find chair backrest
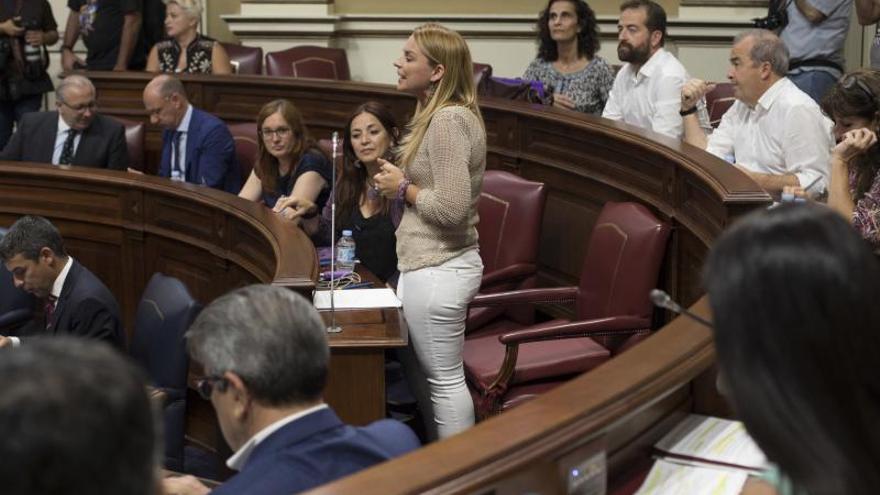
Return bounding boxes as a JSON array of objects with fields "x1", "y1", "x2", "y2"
[
  {"x1": 130, "y1": 273, "x2": 200, "y2": 390},
  {"x1": 317, "y1": 137, "x2": 345, "y2": 176},
  {"x1": 577, "y1": 202, "x2": 670, "y2": 321},
  {"x1": 473, "y1": 62, "x2": 493, "y2": 87},
  {"x1": 228, "y1": 121, "x2": 259, "y2": 186},
  {"x1": 706, "y1": 82, "x2": 736, "y2": 128},
  {"x1": 221, "y1": 42, "x2": 263, "y2": 75},
  {"x1": 477, "y1": 170, "x2": 547, "y2": 277},
  {"x1": 265, "y1": 45, "x2": 351, "y2": 80},
  {"x1": 109, "y1": 116, "x2": 145, "y2": 171}
]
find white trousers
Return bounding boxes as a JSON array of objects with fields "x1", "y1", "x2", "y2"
[{"x1": 397, "y1": 249, "x2": 483, "y2": 439}]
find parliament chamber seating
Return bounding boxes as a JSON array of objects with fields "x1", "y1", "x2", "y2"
[
  {"x1": 472, "y1": 62, "x2": 493, "y2": 87},
  {"x1": 228, "y1": 121, "x2": 259, "y2": 185},
  {"x1": 463, "y1": 202, "x2": 671, "y2": 418},
  {"x1": 265, "y1": 46, "x2": 351, "y2": 80},
  {"x1": 221, "y1": 42, "x2": 263, "y2": 75},
  {"x1": 129, "y1": 272, "x2": 201, "y2": 472},
  {"x1": 109, "y1": 115, "x2": 145, "y2": 171},
  {"x1": 467, "y1": 170, "x2": 546, "y2": 333},
  {"x1": 13, "y1": 72, "x2": 775, "y2": 493},
  {"x1": 706, "y1": 82, "x2": 736, "y2": 128}
]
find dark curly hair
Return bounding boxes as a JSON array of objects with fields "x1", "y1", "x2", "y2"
[{"x1": 536, "y1": 0, "x2": 600, "y2": 62}]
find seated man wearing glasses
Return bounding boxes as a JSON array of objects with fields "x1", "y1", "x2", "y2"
[
  {"x1": 163, "y1": 285, "x2": 420, "y2": 495},
  {"x1": 680, "y1": 29, "x2": 833, "y2": 200},
  {"x1": 143, "y1": 74, "x2": 240, "y2": 193},
  {"x1": 0, "y1": 74, "x2": 128, "y2": 170}
]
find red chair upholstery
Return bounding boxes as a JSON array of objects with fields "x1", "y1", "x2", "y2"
[
  {"x1": 706, "y1": 82, "x2": 736, "y2": 128},
  {"x1": 109, "y1": 116, "x2": 144, "y2": 171},
  {"x1": 467, "y1": 170, "x2": 546, "y2": 332},
  {"x1": 228, "y1": 122, "x2": 258, "y2": 187},
  {"x1": 473, "y1": 62, "x2": 493, "y2": 87},
  {"x1": 265, "y1": 46, "x2": 351, "y2": 80},
  {"x1": 463, "y1": 202, "x2": 671, "y2": 418},
  {"x1": 318, "y1": 138, "x2": 344, "y2": 175},
  {"x1": 221, "y1": 42, "x2": 263, "y2": 75}
]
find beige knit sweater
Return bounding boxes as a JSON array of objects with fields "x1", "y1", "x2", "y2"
[{"x1": 396, "y1": 105, "x2": 486, "y2": 272}]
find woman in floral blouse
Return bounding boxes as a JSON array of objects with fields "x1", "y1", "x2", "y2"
[
  {"x1": 146, "y1": 0, "x2": 232, "y2": 75},
  {"x1": 522, "y1": 0, "x2": 613, "y2": 115},
  {"x1": 820, "y1": 69, "x2": 880, "y2": 250}
]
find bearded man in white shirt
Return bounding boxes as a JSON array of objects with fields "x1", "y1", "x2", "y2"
[
  {"x1": 602, "y1": 0, "x2": 708, "y2": 139},
  {"x1": 681, "y1": 29, "x2": 833, "y2": 199}
]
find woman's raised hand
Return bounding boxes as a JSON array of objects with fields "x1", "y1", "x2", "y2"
[{"x1": 833, "y1": 128, "x2": 878, "y2": 163}]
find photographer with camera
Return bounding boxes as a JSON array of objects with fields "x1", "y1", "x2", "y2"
[
  {"x1": 769, "y1": 0, "x2": 852, "y2": 103},
  {"x1": 0, "y1": 1, "x2": 57, "y2": 150}
]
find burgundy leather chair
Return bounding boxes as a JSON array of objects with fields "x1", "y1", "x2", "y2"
[
  {"x1": 467, "y1": 170, "x2": 546, "y2": 333},
  {"x1": 228, "y1": 121, "x2": 259, "y2": 187},
  {"x1": 265, "y1": 46, "x2": 351, "y2": 80},
  {"x1": 109, "y1": 116, "x2": 145, "y2": 171},
  {"x1": 221, "y1": 42, "x2": 263, "y2": 75},
  {"x1": 473, "y1": 62, "x2": 493, "y2": 87},
  {"x1": 463, "y1": 202, "x2": 671, "y2": 419},
  {"x1": 318, "y1": 138, "x2": 345, "y2": 175},
  {"x1": 706, "y1": 82, "x2": 736, "y2": 128}
]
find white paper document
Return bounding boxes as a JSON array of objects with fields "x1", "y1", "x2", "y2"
[
  {"x1": 313, "y1": 288, "x2": 402, "y2": 310},
  {"x1": 655, "y1": 414, "x2": 767, "y2": 471},
  {"x1": 635, "y1": 459, "x2": 748, "y2": 495}
]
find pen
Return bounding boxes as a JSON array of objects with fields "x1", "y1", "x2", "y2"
[{"x1": 803, "y1": 175, "x2": 822, "y2": 193}]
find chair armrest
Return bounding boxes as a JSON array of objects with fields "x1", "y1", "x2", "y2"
[
  {"x1": 480, "y1": 263, "x2": 536, "y2": 288},
  {"x1": 499, "y1": 316, "x2": 651, "y2": 345},
  {"x1": 470, "y1": 286, "x2": 578, "y2": 308}
]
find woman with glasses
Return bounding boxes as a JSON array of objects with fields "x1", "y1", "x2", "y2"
[
  {"x1": 145, "y1": 0, "x2": 232, "y2": 75},
  {"x1": 818, "y1": 70, "x2": 880, "y2": 250},
  {"x1": 704, "y1": 204, "x2": 880, "y2": 495},
  {"x1": 522, "y1": 0, "x2": 613, "y2": 115},
  {"x1": 238, "y1": 99, "x2": 331, "y2": 230},
  {"x1": 275, "y1": 101, "x2": 403, "y2": 283}
]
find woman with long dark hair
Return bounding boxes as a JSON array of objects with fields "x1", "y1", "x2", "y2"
[
  {"x1": 523, "y1": 0, "x2": 613, "y2": 114},
  {"x1": 819, "y1": 69, "x2": 880, "y2": 250},
  {"x1": 704, "y1": 204, "x2": 880, "y2": 495},
  {"x1": 238, "y1": 99, "x2": 331, "y2": 231}
]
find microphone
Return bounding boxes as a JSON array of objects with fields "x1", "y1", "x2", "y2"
[
  {"x1": 650, "y1": 289, "x2": 713, "y2": 329},
  {"x1": 327, "y1": 131, "x2": 342, "y2": 334}
]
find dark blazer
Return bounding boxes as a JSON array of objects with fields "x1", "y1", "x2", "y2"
[
  {"x1": 0, "y1": 111, "x2": 128, "y2": 170},
  {"x1": 212, "y1": 407, "x2": 420, "y2": 495},
  {"x1": 14, "y1": 259, "x2": 124, "y2": 348},
  {"x1": 158, "y1": 107, "x2": 240, "y2": 194}
]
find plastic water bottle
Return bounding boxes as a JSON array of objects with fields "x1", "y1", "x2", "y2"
[{"x1": 336, "y1": 230, "x2": 356, "y2": 272}]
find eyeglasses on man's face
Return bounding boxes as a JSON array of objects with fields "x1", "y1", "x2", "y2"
[
  {"x1": 260, "y1": 126, "x2": 292, "y2": 139},
  {"x1": 196, "y1": 375, "x2": 229, "y2": 400},
  {"x1": 61, "y1": 100, "x2": 97, "y2": 113}
]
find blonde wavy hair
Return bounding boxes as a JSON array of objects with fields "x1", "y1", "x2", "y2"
[{"x1": 397, "y1": 23, "x2": 483, "y2": 168}]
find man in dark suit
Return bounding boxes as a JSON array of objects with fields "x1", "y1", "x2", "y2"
[
  {"x1": 143, "y1": 74, "x2": 240, "y2": 193},
  {"x1": 0, "y1": 75, "x2": 128, "y2": 170},
  {"x1": 0, "y1": 215, "x2": 124, "y2": 349},
  {"x1": 163, "y1": 285, "x2": 420, "y2": 495}
]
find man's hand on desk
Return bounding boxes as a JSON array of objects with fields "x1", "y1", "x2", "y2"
[
  {"x1": 163, "y1": 475, "x2": 211, "y2": 495},
  {"x1": 0, "y1": 336, "x2": 11, "y2": 349}
]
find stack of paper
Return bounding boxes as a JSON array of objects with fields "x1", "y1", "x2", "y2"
[
  {"x1": 313, "y1": 288, "x2": 402, "y2": 310},
  {"x1": 635, "y1": 459, "x2": 748, "y2": 495}
]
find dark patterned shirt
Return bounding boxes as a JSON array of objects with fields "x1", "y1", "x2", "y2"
[
  {"x1": 850, "y1": 166, "x2": 880, "y2": 250},
  {"x1": 523, "y1": 56, "x2": 614, "y2": 115},
  {"x1": 155, "y1": 34, "x2": 214, "y2": 74}
]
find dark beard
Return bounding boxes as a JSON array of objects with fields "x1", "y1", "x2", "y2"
[{"x1": 617, "y1": 41, "x2": 651, "y2": 66}]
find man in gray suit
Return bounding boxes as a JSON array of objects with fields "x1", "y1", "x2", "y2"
[{"x1": 0, "y1": 75, "x2": 127, "y2": 170}]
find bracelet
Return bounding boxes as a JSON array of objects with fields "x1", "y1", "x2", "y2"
[
  {"x1": 396, "y1": 177, "x2": 412, "y2": 202},
  {"x1": 679, "y1": 106, "x2": 698, "y2": 117}
]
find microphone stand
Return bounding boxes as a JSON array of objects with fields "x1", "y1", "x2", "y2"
[
  {"x1": 327, "y1": 131, "x2": 342, "y2": 333},
  {"x1": 649, "y1": 289, "x2": 714, "y2": 329}
]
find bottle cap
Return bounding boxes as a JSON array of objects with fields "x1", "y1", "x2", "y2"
[{"x1": 342, "y1": 229, "x2": 353, "y2": 236}]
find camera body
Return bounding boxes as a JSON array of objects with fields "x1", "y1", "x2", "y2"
[
  {"x1": 752, "y1": 10, "x2": 789, "y2": 31},
  {"x1": 10, "y1": 17, "x2": 46, "y2": 81}
]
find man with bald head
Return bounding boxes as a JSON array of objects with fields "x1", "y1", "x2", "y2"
[
  {"x1": 681, "y1": 29, "x2": 833, "y2": 200},
  {"x1": 143, "y1": 74, "x2": 239, "y2": 193},
  {"x1": 0, "y1": 74, "x2": 127, "y2": 169}
]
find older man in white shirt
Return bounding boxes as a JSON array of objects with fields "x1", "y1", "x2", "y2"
[
  {"x1": 681, "y1": 29, "x2": 833, "y2": 199},
  {"x1": 602, "y1": 0, "x2": 708, "y2": 139}
]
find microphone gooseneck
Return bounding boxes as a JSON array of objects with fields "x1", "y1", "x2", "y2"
[
  {"x1": 327, "y1": 131, "x2": 342, "y2": 333},
  {"x1": 650, "y1": 289, "x2": 713, "y2": 329}
]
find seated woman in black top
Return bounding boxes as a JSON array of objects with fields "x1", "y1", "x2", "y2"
[
  {"x1": 276, "y1": 101, "x2": 402, "y2": 283},
  {"x1": 145, "y1": 0, "x2": 232, "y2": 74},
  {"x1": 239, "y1": 99, "x2": 332, "y2": 233}
]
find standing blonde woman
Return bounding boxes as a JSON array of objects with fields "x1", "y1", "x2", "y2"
[
  {"x1": 145, "y1": 0, "x2": 232, "y2": 74},
  {"x1": 374, "y1": 23, "x2": 486, "y2": 439}
]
